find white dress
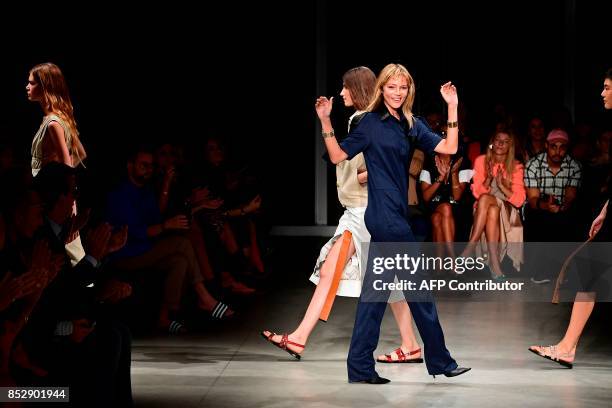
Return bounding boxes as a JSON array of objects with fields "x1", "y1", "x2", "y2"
[
  {"x1": 309, "y1": 111, "x2": 370, "y2": 297},
  {"x1": 309, "y1": 206, "x2": 369, "y2": 297},
  {"x1": 309, "y1": 111, "x2": 406, "y2": 302}
]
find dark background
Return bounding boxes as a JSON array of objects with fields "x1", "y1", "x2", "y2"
[{"x1": 0, "y1": 1, "x2": 609, "y2": 226}]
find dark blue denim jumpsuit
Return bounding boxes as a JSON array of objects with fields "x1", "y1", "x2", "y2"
[{"x1": 340, "y1": 109, "x2": 458, "y2": 381}]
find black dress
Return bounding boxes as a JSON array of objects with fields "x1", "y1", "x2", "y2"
[
  {"x1": 421, "y1": 151, "x2": 471, "y2": 213},
  {"x1": 562, "y1": 175, "x2": 612, "y2": 299}
]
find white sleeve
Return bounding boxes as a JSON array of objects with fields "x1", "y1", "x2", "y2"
[
  {"x1": 419, "y1": 170, "x2": 431, "y2": 184},
  {"x1": 459, "y1": 169, "x2": 473, "y2": 183}
]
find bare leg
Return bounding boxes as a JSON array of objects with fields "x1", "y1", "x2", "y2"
[
  {"x1": 376, "y1": 301, "x2": 422, "y2": 361},
  {"x1": 530, "y1": 293, "x2": 595, "y2": 362},
  {"x1": 462, "y1": 194, "x2": 496, "y2": 256},
  {"x1": 219, "y1": 223, "x2": 241, "y2": 254},
  {"x1": 189, "y1": 222, "x2": 255, "y2": 294},
  {"x1": 431, "y1": 211, "x2": 444, "y2": 260},
  {"x1": 262, "y1": 233, "x2": 354, "y2": 354},
  {"x1": 438, "y1": 203, "x2": 456, "y2": 258},
  {"x1": 470, "y1": 195, "x2": 496, "y2": 242},
  {"x1": 484, "y1": 204, "x2": 503, "y2": 277},
  {"x1": 558, "y1": 294, "x2": 595, "y2": 355}
]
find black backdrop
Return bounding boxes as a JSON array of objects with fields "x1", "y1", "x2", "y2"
[{"x1": 0, "y1": 1, "x2": 609, "y2": 226}]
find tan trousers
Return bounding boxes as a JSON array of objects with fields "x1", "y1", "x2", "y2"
[{"x1": 113, "y1": 235, "x2": 203, "y2": 310}]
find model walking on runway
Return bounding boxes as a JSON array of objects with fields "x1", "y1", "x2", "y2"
[
  {"x1": 318, "y1": 63, "x2": 470, "y2": 384},
  {"x1": 529, "y1": 68, "x2": 612, "y2": 368},
  {"x1": 261, "y1": 67, "x2": 424, "y2": 364},
  {"x1": 27, "y1": 62, "x2": 88, "y2": 265}
]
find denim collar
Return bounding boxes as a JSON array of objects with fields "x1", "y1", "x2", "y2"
[{"x1": 375, "y1": 104, "x2": 406, "y2": 123}]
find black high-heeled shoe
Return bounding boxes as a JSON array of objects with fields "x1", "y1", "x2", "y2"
[{"x1": 432, "y1": 366, "x2": 471, "y2": 379}]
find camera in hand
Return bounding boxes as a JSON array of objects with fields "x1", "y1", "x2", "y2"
[{"x1": 541, "y1": 193, "x2": 561, "y2": 206}]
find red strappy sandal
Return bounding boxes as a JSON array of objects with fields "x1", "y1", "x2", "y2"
[
  {"x1": 260, "y1": 331, "x2": 305, "y2": 360},
  {"x1": 377, "y1": 347, "x2": 423, "y2": 363}
]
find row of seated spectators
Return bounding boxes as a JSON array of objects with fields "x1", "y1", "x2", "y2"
[
  {"x1": 0, "y1": 137, "x2": 267, "y2": 406},
  {"x1": 406, "y1": 112, "x2": 610, "y2": 281}
]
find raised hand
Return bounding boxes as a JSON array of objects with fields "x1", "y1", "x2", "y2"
[
  {"x1": 163, "y1": 215, "x2": 190, "y2": 230},
  {"x1": 85, "y1": 223, "x2": 113, "y2": 260},
  {"x1": 495, "y1": 171, "x2": 511, "y2": 190},
  {"x1": 195, "y1": 198, "x2": 224, "y2": 211},
  {"x1": 315, "y1": 96, "x2": 334, "y2": 121},
  {"x1": 106, "y1": 226, "x2": 129, "y2": 254},
  {"x1": 64, "y1": 209, "x2": 91, "y2": 245},
  {"x1": 357, "y1": 167, "x2": 368, "y2": 185},
  {"x1": 484, "y1": 159, "x2": 495, "y2": 185},
  {"x1": 0, "y1": 270, "x2": 43, "y2": 311},
  {"x1": 243, "y1": 195, "x2": 262, "y2": 214},
  {"x1": 450, "y1": 157, "x2": 463, "y2": 174},
  {"x1": 440, "y1": 82, "x2": 458, "y2": 106},
  {"x1": 73, "y1": 208, "x2": 91, "y2": 232},
  {"x1": 589, "y1": 210, "x2": 607, "y2": 238},
  {"x1": 435, "y1": 156, "x2": 450, "y2": 180},
  {"x1": 547, "y1": 195, "x2": 560, "y2": 213}
]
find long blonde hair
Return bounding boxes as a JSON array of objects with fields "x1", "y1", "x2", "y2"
[
  {"x1": 30, "y1": 62, "x2": 87, "y2": 166},
  {"x1": 485, "y1": 130, "x2": 516, "y2": 181},
  {"x1": 365, "y1": 63, "x2": 416, "y2": 128}
]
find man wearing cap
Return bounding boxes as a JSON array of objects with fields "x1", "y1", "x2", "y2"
[{"x1": 524, "y1": 129, "x2": 582, "y2": 283}]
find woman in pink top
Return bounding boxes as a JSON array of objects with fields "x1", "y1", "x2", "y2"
[{"x1": 463, "y1": 130, "x2": 526, "y2": 280}]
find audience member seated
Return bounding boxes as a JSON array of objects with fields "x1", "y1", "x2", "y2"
[
  {"x1": 571, "y1": 122, "x2": 596, "y2": 162},
  {"x1": 462, "y1": 130, "x2": 526, "y2": 280},
  {"x1": 420, "y1": 145, "x2": 472, "y2": 258},
  {"x1": 524, "y1": 129, "x2": 583, "y2": 283},
  {"x1": 192, "y1": 137, "x2": 266, "y2": 283},
  {"x1": 522, "y1": 116, "x2": 547, "y2": 161},
  {"x1": 457, "y1": 102, "x2": 482, "y2": 166},
  {"x1": 407, "y1": 148, "x2": 428, "y2": 239},
  {"x1": 106, "y1": 147, "x2": 234, "y2": 334},
  {"x1": 0, "y1": 187, "x2": 54, "y2": 387},
  {"x1": 21, "y1": 163, "x2": 133, "y2": 407},
  {"x1": 154, "y1": 142, "x2": 255, "y2": 296}
]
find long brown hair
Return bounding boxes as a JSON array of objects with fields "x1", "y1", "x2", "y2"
[
  {"x1": 485, "y1": 130, "x2": 516, "y2": 181},
  {"x1": 342, "y1": 66, "x2": 376, "y2": 111},
  {"x1": 365, "y1": 63, "x2": 416, "y2": 127},
  {"x1": 30, "y1": 63, "x2": 86, "y2": 166}
]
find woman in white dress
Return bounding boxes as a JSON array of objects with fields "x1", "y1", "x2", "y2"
[
  {"x1": 27, "y1": 62, "x2": 88, "y2": 265},
  {"x1": 262, "y1": 67, "x2": 423, "y2": 363}
]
